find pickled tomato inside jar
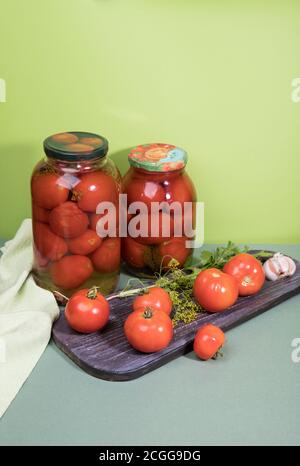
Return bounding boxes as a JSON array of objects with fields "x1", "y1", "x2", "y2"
[
  {"x1": 31, "y1": 131, "x2": 121, "y2": 297},
  {"x1": 122, "y1": 143, "x2": 197, "y2": 276}
]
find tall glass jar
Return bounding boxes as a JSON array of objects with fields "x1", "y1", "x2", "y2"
[
  {"x1": 122, "y1": 143, "x2": 197, "y2": 277},
  {"x1": 31, "y1": 131, "x2": 121, "y2": 297}
]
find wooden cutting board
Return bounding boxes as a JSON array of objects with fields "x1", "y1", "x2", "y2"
[{"x1": 52, "y1": 251, "x2": 300, "y2": 381}]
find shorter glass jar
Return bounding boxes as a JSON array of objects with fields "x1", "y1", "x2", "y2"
[
  {"x1": 122, "y1": 143, "x2": 197, "y2": 276},
  {"x1": 31, "y1": 131, "x2": 121, "y2": 297}
]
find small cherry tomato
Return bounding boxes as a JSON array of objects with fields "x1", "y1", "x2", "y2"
[
  {"x1": 51, "y1": 132, "x2": 78, "y2": 144},
  {"x1": 51, "y1": 255, "x2": 93, "y2": 289},
  {"x1": 67, "y1": 229, "x2": 102, "y2": 255},
  {"x1": 49, "y1": 201, "x2": 89, "y2": 238},
  {"x1": 121, "y1": 237, "x2": 150, "y2": 269},
  {"x1": 33, "y1": 222, "x2": 68, "y2": 261},
  {"x1": 193, "y1": 268, "x2": 239, "y2": 312},
  {"x1": 31, "y1": 173, "x2": 69, "y2": 210},
  {"x1": 73, "y1": 172, "x2": 118, "y2": 212},
  {"x1": 153, "y1": 237, "x2": 190, "y2": 268},
  {"x1": 133, "y1": 287, "x2": 173, "y2": 315},
  {"x1": 133, "y1": 211, "x2": 174, "y2": 245},
  {"x1": 90, "y1": 238, "x2": 120, "y2": 273},
  {"x1": 194, "y1": 324, "x2": 225, "y2": 360},
  {"x1": 32, "y1": 204, "x2": 50, "y2": 223},
  {"x1": 65, "y1": 288, "x2": 110, "y2": 333},
  {"x1": 223, "y1": 253, "x2": 265, "y2": 296},
  {"x1": 124, "y1": 308, "x2": 173, "y2": 353}
]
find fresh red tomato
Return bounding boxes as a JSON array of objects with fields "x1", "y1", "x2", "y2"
[
  {"x1": 31, "y1": 173, "x2": 69, "y2": 210},
  {"x1": 32, "y1": 203, "x2": 50, "y2": 223},
  {"x1": 73, "y1": 172, "x2": 118, "y2": 212},
  {"x1": 65, "y1": 288, "x2": 110, "y2": 333},
  {"x1": 33, "y1": 222, "x2": 68, "y2": 261},
  {"x1": 133, "y1": 211, "x2": 174, "y2": 245},
  {"x1": 49, "y1": 201, "x2": 89, "y2": 239},
  {"x1": 67, "y1": 229, "x2": 102, "y2": 255},
  {"x1": 223, "y1": 253, "x2": 265, "y2": 296},
  {"x1": 51, "y1": 255, "x2": 93, "y2": 289},
  {"x1": 90, "y1": 238, "x2": 120, "y2": 273},
  {"x1": 121, "y1": 237, "x2": 150, "y2": 269},
  {"x1": 194, "y1": 324, "x2": 225, "y2": 360},
  {"x1": 193, "y1": 268, "x2": 239, "y2": 312},
  {"x1": 133, "y1": 287, "x2": 173, "y2": 315},
  {"x1": 124, "y1": 308, "x2": 173, "y2": 353},
  {"x1": 153, "y1": 236, "x2": 190, "y2": 268},
  {"x1": 124, "y1": 178, "x2": 165, "y2": 211}
]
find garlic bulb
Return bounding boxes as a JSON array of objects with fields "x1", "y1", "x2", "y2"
[{"x1": 263, "y1": 253, "x2": 296, "y2": 281}]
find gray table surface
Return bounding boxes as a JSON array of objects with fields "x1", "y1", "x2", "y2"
[{"x1": 0, "y1": 243, "x2": 299, "y2": 446}]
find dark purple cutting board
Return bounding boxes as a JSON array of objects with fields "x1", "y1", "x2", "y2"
[{"x1": 52, "y1": 252, "x2": 300, "y2": 381}]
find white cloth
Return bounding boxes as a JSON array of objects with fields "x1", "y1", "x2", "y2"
[{"x1": 0, "y1": 219, "x2": 59, "y2": 418}]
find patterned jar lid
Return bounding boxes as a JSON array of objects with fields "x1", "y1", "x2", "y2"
[
  {"x1": 128, "y1": 143, "x2": 188, "y2": 172},
  {"x1": 44, "y1": 131, "x2": 108, "y2": 161}
]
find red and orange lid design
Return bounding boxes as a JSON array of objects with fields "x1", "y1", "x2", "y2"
[{"x1": 128, "y1": 143, "x2": 188, "y2": 172}]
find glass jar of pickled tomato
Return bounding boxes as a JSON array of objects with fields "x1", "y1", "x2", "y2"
[
  {"x1": 122, "y1": 143, "x2": 197, "y2": 276},
  {"x1": 31, "y1": 131, "x2": 121, "y2": 297}
]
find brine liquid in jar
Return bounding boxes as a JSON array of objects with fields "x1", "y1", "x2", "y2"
[{"x1": 31, "y1": 131, "x2": 121, "y2": 297}]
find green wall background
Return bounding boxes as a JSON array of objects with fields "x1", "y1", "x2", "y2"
[{"x1": 0, "y1": 0, "x2": 299, "y2": 242}]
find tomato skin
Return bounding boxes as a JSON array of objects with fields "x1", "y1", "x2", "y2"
[
  {"x1": 124, "y1": 309, "x2": 173, "y2": 353},
  {"x1": 49, "y1": 201, "x2": 89, "y2": 239},
  {"x1": 65, "y1": 288, "x2": 110, "y2": 333},
  {"x1": 51, "y1": 255, "x2": 93, "y2": 289},
  {"x1": 124, "y1": 178, "x2": 165, "y2": 211},
  {"x1": 32, "y1": 204, "x2": 49, "y2": 223},
  {"x1": 223, "y1": 253, "x2": 265, "y2": 296},
  {"x1": 193, "y1": 268, "x2": 239, "y2": 312},
  {"x1": 194, "y1": 324, "x2": 225, "y2": 360},
  {"x1": 90, "y1": 238, "x2": 120, "y2": 273},
  {"x1": 33, "y1": 222, "x2": 68, "y2": 261},
  {"x1": 133, "y1": 212, "x2": 174, "y2": 245},
  {"x1": 165, "y1": 174, "x2": 196, "y2": 205},
  {"x1": 74, "y1": 172, "x2": 118, "y2": 212},
  {"x1": 31, "y1": 173, "x2": 69, "y2": 209},
  {"x1": 153, "y1": 237, "x2": 190, "y2": 268},
  {"x1": 121, "y1": 237, "x2": 150, "y2": 269},
  {"x1": 67, "y1": 229, "x2": 102, "y2": 255},
  {"x1": 133, "y1": 287, "x2": 173, "y2": 315}
]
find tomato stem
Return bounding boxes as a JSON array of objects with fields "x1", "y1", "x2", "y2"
[
  {"x1": 107, "y1": 284, "x2": 157, "y2": 301},
  {"x1": 143, "y1": 307, "x2": 153, "y2": 319},
  {"x1": 86, "y1": 286, "x2": 98, "y2": 299}
]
